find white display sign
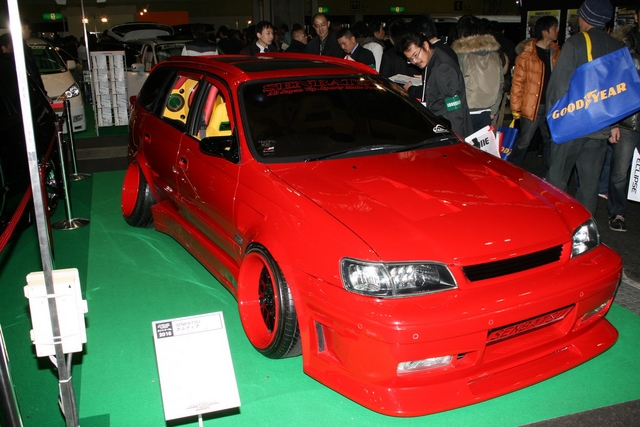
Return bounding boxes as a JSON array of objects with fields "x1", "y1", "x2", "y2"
[{"x1": 152, "y1": 312, "x2": 241, "y2": 421}]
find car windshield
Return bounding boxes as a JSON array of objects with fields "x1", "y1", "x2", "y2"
[
  {"x1": 30, "y1": 43, "x2": 67, "y2": 74},
  {"x1": 241, "y1": 75, "x2": 456, "y2": 163}
]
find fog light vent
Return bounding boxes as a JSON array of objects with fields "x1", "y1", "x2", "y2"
[
  {"x1": 315, "y1": 321, "x2": 325, "y2": 353},
  {"x1": 397, "y1": 355, "x2": 453, "y2": 375},
  {"x1": 577, "y1": 299, "x2": 611, "y2": 327}
]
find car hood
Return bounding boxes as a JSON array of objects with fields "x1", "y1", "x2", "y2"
[
  {"x1": 266, "y1": 144, "x2": 580, "y2": 263},
  {"x1": 41, "y1": 72, "x2": 76, "y2": 99}
]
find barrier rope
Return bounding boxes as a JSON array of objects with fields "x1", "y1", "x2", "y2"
[{"x1": 0, "y1": 124, "x2": 59, "y2": 254}]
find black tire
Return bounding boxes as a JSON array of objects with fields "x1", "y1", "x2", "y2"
[
  {"x1": 238, "y1": 245, "x2": 301, "y2": 359},
  {"x1": 121, "y1": 163, "x2": 156, "y2": 227}
]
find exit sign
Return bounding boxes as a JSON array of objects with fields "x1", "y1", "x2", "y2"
[
  {"x1": 318, "y1": 7, "x2": 329, "y2": 13},
  {"x1": 42, "y1": 12, "x2": 63, "y2": 21},
  {"x1": 390, "y1": 7, "x2": 406, "y2": 13}
]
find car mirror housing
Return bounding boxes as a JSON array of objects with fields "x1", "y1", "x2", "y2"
[
  {"x1": 131, "y1": 63, "x2": 145, "y2": 73},
  {"x1": 66, "y1": 60, "x2": 76, "y2": 71},
  {"x1": 200, "y1": 135, "x2": 239, "y2": 163}
]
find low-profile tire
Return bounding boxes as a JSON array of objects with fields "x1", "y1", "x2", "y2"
[
  {"x1": 238, "y1": 245, "x2": 301, "y2": 359},
  {"x1": 121, "y1": 162, "x2": 156, "y2": 227}
]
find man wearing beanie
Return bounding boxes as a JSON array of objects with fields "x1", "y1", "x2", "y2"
[{"x1": 545, "y1": 0, "x2": 624, "y2": 216}]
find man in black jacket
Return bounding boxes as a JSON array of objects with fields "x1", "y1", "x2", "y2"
[
  {"x1": 305, "y1": 13, "x2": 343, "y2": 58},
  {"x1": 285, "y1": 28, "x2": 308, "y2": 53},
  {"x1": 336, "y1": 28, "x2": 375, "y2": 69},
  {"x1": 400, "y1": 32, "x2": 473, "y2": 138},
  {"x1": 379, "y1": 20, "x2": 418, "y2": 79},
  {"x1": 217, "y1": 26, "x2": 244, "y2": 54}
]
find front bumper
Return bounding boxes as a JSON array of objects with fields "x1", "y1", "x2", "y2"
[
  {"x1": 285, "y1": 244, "x2": 622, "y2": 416},
  {"x1": 53, "y1": 100, "x2": 86, "y2": 133}
]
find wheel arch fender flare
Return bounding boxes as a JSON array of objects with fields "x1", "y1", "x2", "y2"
[{"x1": 128, "y1": 153, "x2": 160, "y2": 202}]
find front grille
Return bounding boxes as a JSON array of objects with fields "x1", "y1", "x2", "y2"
[{"x1": 462, "y1": 245, "x2": 563, "y2": 282}]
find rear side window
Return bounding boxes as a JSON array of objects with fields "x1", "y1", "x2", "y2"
[
  {"x1": 191, "y1": 82, "x2": 232, "y2": 140},
  {"x1": 160, "y1": 74, "x2": 201, "y2": 132},
  {"x1": 137, "y1": 67, "x2": 174, "y2": 113}
]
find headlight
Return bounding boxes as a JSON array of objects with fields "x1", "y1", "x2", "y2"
[
  {"x1": 341, "y1": 259, "x2": 456, "y2": 297},
  {"x1": 571, "y1": 218, "x2": 600, "y2": 257},
  {"x1": 59, "y1": 83, "x2": 81, "y2": 100}
]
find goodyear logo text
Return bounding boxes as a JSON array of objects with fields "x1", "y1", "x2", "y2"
[{"x1": 550, "y1": 83, "x2": 627, "y2": 119}]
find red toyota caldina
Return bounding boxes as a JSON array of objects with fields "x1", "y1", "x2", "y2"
[{"x1": 122, "y1": 54, "x2": 622, "y2": 416}]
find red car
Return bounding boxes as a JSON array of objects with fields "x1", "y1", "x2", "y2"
[{"x1": 122, "y1": 54, "x2": 622, "y2": 416}]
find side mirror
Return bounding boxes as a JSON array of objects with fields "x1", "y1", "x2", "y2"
[
  {"x1": 129, "y1": 95, "x2": 137, "y2": 111},
  {"x1": 66, "y1": 60, "x2": 76, "y2": 70},
  {"x1": 200, "y1": 134, "x2": 239, "y2": 163}
]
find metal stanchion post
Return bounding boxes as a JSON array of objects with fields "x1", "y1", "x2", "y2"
[
  {"x1": 63, "y1": 100, "x2": 90, "y2": 181},
  {"x1": 51, "y1": 120, "x2": 89, "y2": 230},
  {"x1": 0, "y1": 326, "x2": 23, "y2": 427}
]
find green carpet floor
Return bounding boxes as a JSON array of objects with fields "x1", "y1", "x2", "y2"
[{"x1": 1, "y1": 170, "x2": 639, "y2": 427}]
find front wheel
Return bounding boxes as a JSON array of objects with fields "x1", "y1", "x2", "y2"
[
  {"x1": 121, "y1": 162, "x2": 156, "y2": 227},
  {"x1": 238, "y1": 245, "x2": 301, "y2": 359}
]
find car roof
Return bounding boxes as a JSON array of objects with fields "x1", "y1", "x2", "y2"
[
  {"x1": 155, "y1": 53, "x2": 378, "y2": 85},
  {"x1": 26, "y1": 37, "x2": 50, "y2": 46},
  {"x1": 107, "y1": 22, "x2": 173, "y2": 42},
  {"x1": 127, "y1": 38, "x2": 187, "y2": 47},
  {"x1": 108, "y1": 22, "x2": 173, "y2": 34}
]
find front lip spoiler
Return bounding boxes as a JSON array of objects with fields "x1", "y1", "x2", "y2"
[{"x1": 304, "y1": 317, "x2": 618, "y2": 417}]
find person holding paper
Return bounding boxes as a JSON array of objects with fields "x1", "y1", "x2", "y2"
[
  {"x1": 336, "y1": 28, "x2": 376, "y2": 69},
  {"x1": 399, "y1": 32, "x2": 473, "y2": 138}
]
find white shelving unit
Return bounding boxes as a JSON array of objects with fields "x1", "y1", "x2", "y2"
[{"x1": 90, "y1": 51, "x2": 129, "y2": 128}]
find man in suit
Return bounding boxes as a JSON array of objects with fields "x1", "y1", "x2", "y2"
[
  {"x1": 240, "y1": 21, "x2": 279, "y2": 55},
  {"x1": 336, "y1": 27, "x2": 375, "y2": 69}
]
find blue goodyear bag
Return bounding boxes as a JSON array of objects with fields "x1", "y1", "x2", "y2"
[
  {"x1": 498, "y1": 118, "x2": 518, "y2": 160},
  {"x1": 547, "y1": 32, "x2": 640, "y2": 144}
]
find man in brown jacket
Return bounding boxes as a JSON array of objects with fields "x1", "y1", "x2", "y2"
[{"x1": 509, "y1": 15, "x2": 560, "y2": 173}]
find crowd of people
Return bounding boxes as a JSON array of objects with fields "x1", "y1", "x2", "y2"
[
  {"x1": 231, "y1": 1, "x2": 637, "y2": 233},
  {"x1": 9, "y1": 0, "x2": 639, "y2": 233}
]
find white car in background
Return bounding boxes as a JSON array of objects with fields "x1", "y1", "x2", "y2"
[
  {"x1": 125, "y1": 38, "x2": 187, "y2": 99},
  {"x1": 27, "y1": 38, "x2": 86, "y2": 133}
]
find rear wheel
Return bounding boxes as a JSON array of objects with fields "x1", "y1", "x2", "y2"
[
  {"x1": 238, "y1": 245, "x2": 301, "y2": 359},
  {"x1": 121, "y1": 163, "x2": 156, "y2": 227}
]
